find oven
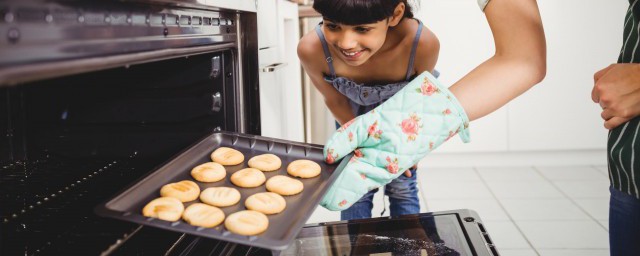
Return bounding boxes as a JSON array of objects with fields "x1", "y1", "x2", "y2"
[{"x1": 0, "y1": 0, "x2": 261, "y2": 254}]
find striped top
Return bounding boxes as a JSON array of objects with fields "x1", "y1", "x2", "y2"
[{"x1": 609, "y1": 0, "x2": 640, "y2": 199}]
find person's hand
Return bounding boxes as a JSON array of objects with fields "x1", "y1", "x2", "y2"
[
  {"x1": 320, "y1": 72, "x2": 470, "y2": 211},
  {"x1": 592, "y1": 63, "x2": 640, "y2": 129}
]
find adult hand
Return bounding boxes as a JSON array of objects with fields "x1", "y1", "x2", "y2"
[{"x1": 592, "y1": 64, "x2": 640, "y2": 129}]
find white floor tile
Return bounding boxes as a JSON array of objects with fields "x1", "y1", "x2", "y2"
[
  {"x1": 306, "y1": 206, "x2": 341, "y2": 224},
  {"x1": 553, "y1": 180, "x2": 610, "y2": 199},
  {"x1": 419, "y1": 167, "x2": 481, "y2": 181},
  {"x1": 574, "y1": 199, "x2": 609, "y2": 219},
  {"x1": 500, "y1": 199, "x2": 591, "y2": 221},
  {"x1": 498, "y1": 249, "x2": 539, "y2": 256},
  {"x1": 598, "y1": 219, "x2": 608, "y2": 231},
  {"x1": 476, "y1": 166, "x2": 545, "y2": 182},
  {"x1": 485, "y1": 181, "x2": 564, "y2": 199},
  {"x1": 538, "y1": 249, "x2": 609, "y2": 256},
  {"x1": 536, "y1": 166, "x2": 607, "y2": 181},
  {"x1": 426, "y1": 199, "x2": 510, "y2": 221},
  {"x1": 516, "y1": 220, "x2": 609, "y2": 249},
  {"x1": 482, "y1": 221, "x2": 532, "y2": 249},
  {"x1": 421, "y1": 180, "x2": 494, "y2": 199}
]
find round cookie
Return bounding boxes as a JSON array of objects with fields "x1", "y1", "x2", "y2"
[
  {"x1": 191, "y1": 162, "x2": 226, "y2": 182},
  {"x1": 266, "y1": 175, "x2": 304, "y2": 196},
  {"x1": 182, "y1": 203, "x2": 225, "y2": 228},
  {"x1": 142, "y1": 197, "x2": 184, "y2": 222},
  {"x1": 160, "y1": 180, "x2": 200, "y2": 202},
  {"x1": 224, "y1": 210, "x2": 269, "y2": 236},
  {"x1": 245, "y1": 192, "x2": 286, "y2": 215},
  {"x1": 230, "y1": 168, "x2": 266, "y2": 188},
  {"x1": 287, "y1": 160, "x2": 321, "y2": 178},
  {"x1": 211, "y1": 147, "x2": 244, "y2": 166},
  {"x1": 247, "y1": 154, "x2": 282, "y2": 172},
  {"x1": 200, "y1": 187, "x2": 241, "y2": 207}
]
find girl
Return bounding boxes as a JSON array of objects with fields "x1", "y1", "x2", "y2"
[
  {"x1": 298, "y1": 0, "x2": 546, "y2": 220},
  {"x1": 298, "y1": 0, "x2": 435, "y2": 220}
]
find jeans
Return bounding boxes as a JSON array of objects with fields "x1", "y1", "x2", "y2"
[
  {"x1": 341, "y1": 168, "x2": 420, "y2": 220},
  {"x1": 609, "y1": 186, "x2": 640, "y2": 256}
]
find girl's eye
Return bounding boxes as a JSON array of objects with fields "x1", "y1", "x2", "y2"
[
  {"x1": 325, "y1": 23, "x2": 339, "y2": 30},
  {"x1": 355, "y1": 27, "x2": 371, "y2": 33}
]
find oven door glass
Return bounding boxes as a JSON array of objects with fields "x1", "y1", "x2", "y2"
[{"x1": 279, "y1": 214, "x2": 474, "y2": 256}]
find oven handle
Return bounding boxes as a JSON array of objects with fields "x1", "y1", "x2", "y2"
[{"x1": 261, "y1": 63, "x2": 287, "y2": 73}]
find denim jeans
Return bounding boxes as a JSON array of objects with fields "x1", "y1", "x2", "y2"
[
  {"x1": 609, "y1": 187, "x2": 640, "y2": 256},
  {"x1": 340, "y1": 168, "x2": 420, "y2": 220}
]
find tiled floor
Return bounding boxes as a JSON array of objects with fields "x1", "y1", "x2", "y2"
[{"x1": 307, "y1": 165, "x2": 611, "y2": 256}]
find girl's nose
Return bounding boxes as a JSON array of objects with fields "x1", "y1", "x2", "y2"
[{"x1": 336, "y1": 32, "x2": 358, "y2": 50}]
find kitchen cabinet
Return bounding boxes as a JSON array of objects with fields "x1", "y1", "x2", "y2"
[{"x1": 257, "y1": 0, "x2": 304, "y2": 142}]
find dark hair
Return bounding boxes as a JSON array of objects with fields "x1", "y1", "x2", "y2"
[{"x1": 313, "y1": 0, "x2": 413, "y2": 26}]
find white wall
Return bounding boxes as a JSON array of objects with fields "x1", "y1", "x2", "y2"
[{"x1": 415, "y1": 0, "x2": 627, "y2": 154}]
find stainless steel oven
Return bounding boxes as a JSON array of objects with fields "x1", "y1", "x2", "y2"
[{"x1": 1, "y1": 0, "x2": 261, "y2": 254}]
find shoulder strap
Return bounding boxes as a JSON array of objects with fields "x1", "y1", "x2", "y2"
[
  {"x1": 315, "y1": 23, "x2": 336, "y2": 78},
  {"x1": 405, "y1": 19, "x2": 424, "y2": 80}
]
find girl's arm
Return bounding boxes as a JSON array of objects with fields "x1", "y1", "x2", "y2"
[
  {"x1": 297, "y1": 36, "x2": 355, "y2": 125},
  {"x1": 449, "y1": 0, "x2": 546, "y2": 121}
]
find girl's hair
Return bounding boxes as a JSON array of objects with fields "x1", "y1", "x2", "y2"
[{"x1": 313, "y1": 0, "x2": 414, "y2": 26}]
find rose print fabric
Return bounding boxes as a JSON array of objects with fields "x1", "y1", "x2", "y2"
[{"x1": 320, "y1": 72, "x2": 471, "y2": 211}]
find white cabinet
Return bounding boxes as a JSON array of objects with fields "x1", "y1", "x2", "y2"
[{"x1": 257, "y1": 0, "x2": 304, "y2": 142}]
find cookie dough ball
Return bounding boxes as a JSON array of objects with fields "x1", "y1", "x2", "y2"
[
  {"x1": 248, "y1": 154, "x2": 282, "y2": 172},
  {"x1": 245, "y1": 192, "x2": 286, "y2": 215},
  {"x1": 160, "y1": 180, "x2": 200, "y2": 202},
  {"x1": 211, "y1": 147, "x2": 244, "y2": 166},
  {"x1": 182, "y1": 203, "x2": 225, "y2": 228},
  {"x1": 142, "y1": 197, "x2": 184, "y2": 222},
  {"x1": 230, "y1": 168, "x2": 266, "y2": 188},
  {"x1": 266, "y1": 175, "x2": 304, "y2": 196},
  {"x1": 199, "y1": 187, "x2": 241, "y2": 207},
  {"x1": 191, "y1": 162, "x2": 226, "y2": 182},
  {"x1": 287, "y1": 160, "x2": 321, "y2": 178},
  {"x1": 224, "y1": 210, "x2": 269, "y2": 236}
]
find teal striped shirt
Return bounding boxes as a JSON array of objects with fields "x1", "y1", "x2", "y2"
[{"x1": 609, "y1": 0, "x2": 640, "y2": 199}]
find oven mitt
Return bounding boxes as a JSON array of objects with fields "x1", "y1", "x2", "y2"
[{"x1": 320, "y1": 71, "x2": 471, "y2": 211}]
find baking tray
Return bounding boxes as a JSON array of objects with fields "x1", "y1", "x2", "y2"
[{"x1": 95, "y1": 131, "x2": 350, "y2": 251}]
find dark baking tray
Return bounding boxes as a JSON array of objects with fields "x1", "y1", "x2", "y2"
[{"x1": 95, "y1": 131, "x2": 350, "y2": 251}]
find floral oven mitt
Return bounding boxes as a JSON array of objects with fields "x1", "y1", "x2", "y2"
[{"x1": 321, "y1": 71, "x2": 471, "y2": 211}]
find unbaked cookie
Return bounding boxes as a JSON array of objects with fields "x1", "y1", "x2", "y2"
[
  {"x1": 287, "y1": 160, "x2": 321, "y2": 178},
  {"x1": 247, "y1": 154, "x2": 282, "y2": 172},
  {"x1": 224, "y1": 210, "x2": 269, "y2": 236},
  {"x1": 266, "y1": 175, "x2": 304, "y2": 196},
  {"x1": 230, "y1": 168, "x2": 266, "y2": 188},
  {"x1": 182, "y1": 203, "x2": 225, "y2": 228},
  {"x1": 160, "y1": 180, "x2": 200, "y2": 202},
  {"x1": 245, "y1": 192, "x2": 286, "y2": 215},
  {"x1": 211, "y1": 147, "x2": 244, "y2": 166},
  {"x1": 191, "y1": 162, "x2": 226, "y2": 182},
  {"x1": 142, "y1": 197, "x2": 184, "y2": 222},
  {"x1": 199, "y1": 187, "x2": 241, "y2": 207}
]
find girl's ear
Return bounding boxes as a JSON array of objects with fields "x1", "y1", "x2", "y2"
[{"x1": 388, "y1": 2, "x2": 405, "y2": 27}]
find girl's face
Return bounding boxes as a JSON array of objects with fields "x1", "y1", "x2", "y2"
[{"x1": 322, "y1": 19, "x2": 391, "y2": 66}]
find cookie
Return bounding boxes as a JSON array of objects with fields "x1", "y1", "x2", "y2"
[
  {"x1": 224, "y1": 210, "x2": 269, "y2": 236},
  {"x1": 211, "y1": 147, "x2": 244, "y2": 166},
  {"x1": 182, "y1": 203, "x2": 225, "y2": 228},
  {"x1": 191, "y1": 162, "x2": 226, "y2": 182},
  {"x1": 199, "y1": 187, "x2": 241, "y2": 207},
  {"x1": 160, "y1": 180, "x2": 200, "y2": 202},
  {"x1": 230, "y1": 168, "x2": 266, "y2": 188},
  {"x1": 245, "y1": 192, "x2": 286, "y2": 215},
  {"x1": 247, "y1": 154, "x2": 282, "y2": 172},
  {"x1": 142, "y1": 197, "x2": 184, "y2": 222},
  {"x1": 287, "y1": 160, "x2": 321, "y2": 178},
  {"x1": 266, "y1": 175, "x2": 304, "y2": 196}
]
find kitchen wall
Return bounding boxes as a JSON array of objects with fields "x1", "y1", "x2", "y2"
[{"x1": 302, "y1": 0, "x2": 628, "y2": 167}]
